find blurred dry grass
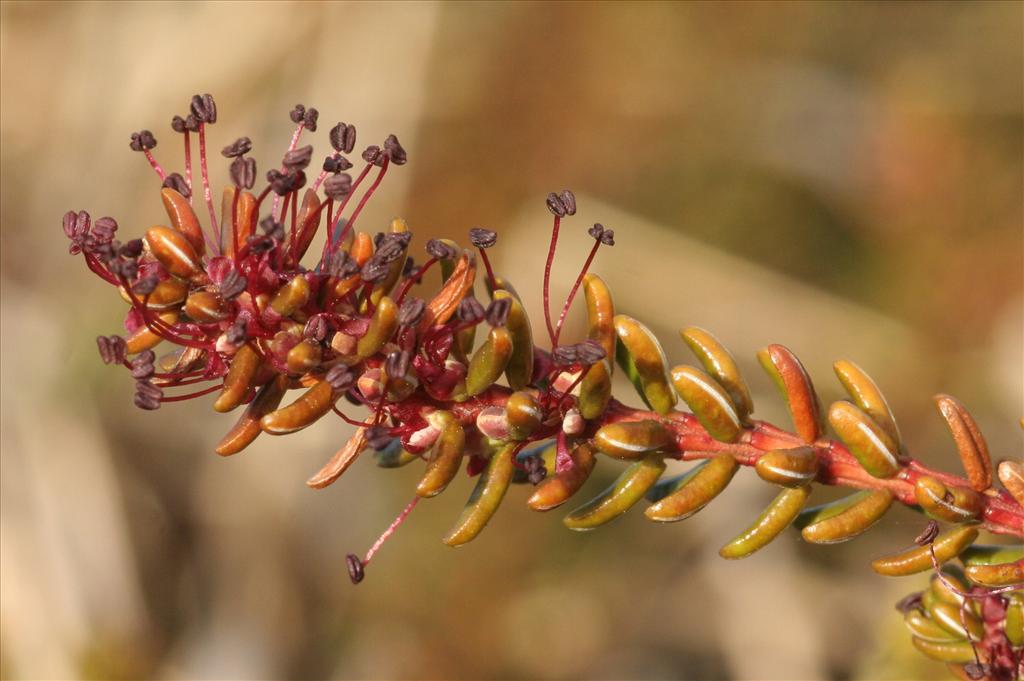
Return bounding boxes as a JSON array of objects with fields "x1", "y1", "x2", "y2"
[{"x1": 1, "y1": 2, "x2": 1021, "y2": 680}]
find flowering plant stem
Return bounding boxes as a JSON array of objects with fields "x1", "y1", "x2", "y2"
[{"x1": 67, "y1": 94, "x2": 1023, "y2": 680}]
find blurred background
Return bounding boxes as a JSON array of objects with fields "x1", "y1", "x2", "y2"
[{"x1": 1, "y1": 2, "x2": 1021, "y2": 679}]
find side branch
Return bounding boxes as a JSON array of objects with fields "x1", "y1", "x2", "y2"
[{"x1": 600, "y1": 399, "x2": 1024, "y2": 538}]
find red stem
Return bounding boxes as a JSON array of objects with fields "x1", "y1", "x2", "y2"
[
  {"x1": 542, "y1": 215, "x2": 561, "y2": 345},
  {"x1": 551, "y1": 367, "x2": 587, "y2": 404},
  {"x1": 119, "y1": 277, "x2": 208, "y2": 348},
  {"x1": 363, "y1": 495, "x2": 420, "y2": 566},
  {"x1": 197, "y1": 123, "x2": 220, "y2": 254},
  {"x1": 331, "y1": 164, "x2": 373, "y2": 232},
  {"x1": 312, "y1": 153, "x2": 337, "y2": 192},
  {"x1": 319, "y1": 164, "x2": 373, "y2": 268},
  {"x1": 394, "y1": 257, "x2": 439, "y2": 303},
  {"x1": 182, "y1": 131, "x2": 193, "y2": 201},
  {"x1": 289, "y1": 188, "x2": 298, "y2": 261},
  {"x1": 292, "y1": 197, "x2": 332, "y2": 269},
  {"x1": 344, "y1": 158, "x2": 389, "y2": 235},
  {"x1": 154, "y1": 374, "x2": 219, "y2": 388},
  {"x1": 553, "y1": 239, "x2": 601, "y2": 345},
  {"x1": 394, "y1": 389, "x2": 1024, "y2": 538},
  {"x1": 143, "y1": 150, "x2": 167, "y2": 182},
  {"x1": 333, "y1": 404, "x2": 373, "y2": 428},
  {"x1": 230, "y1": 186, "x2": 240, "y2": 257},
  {"x1": 160, "y1": 383, "x2": 224, "y2": 402},
  {"x1": 83, "y1": 252, "x2": 120, "y2": 285},
  {"x1": 150, "y1": 368, "x2": 207, "y2": 380},
  {"x1": 477, "y1": 247, "x2": 498, "y2": 292},
  {"x1": 272, "y1": 122, "x2": 305, "y2": 221},
  {"x1": 275, "y1": 192, "x2": 293, "y2": 270}
]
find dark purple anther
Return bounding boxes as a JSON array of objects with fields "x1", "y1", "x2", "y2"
[
  {"x1": 914, "y1": 520, "x2": 940, "y2": 546},
  {"x1": 304, "y1": 315, "x2": 329, "y2": 342},
  {"x1": 426, "y1": 239, "x2": 457, "y2": 260},
  {"x1": 323, "y1": 155, "x2": 353, "y2": 173},
  {"x1": 324, "y1": 172, "x2": 353, "y2": 200},
  {"x1": 326, "y1": 364, "x2": 354, "y2": 392},
  {"x1": 230, "y1": 156, "x2": 256, "y2": 189},
  {"x1": 559, "y1": 189, "x2": 577, "y2": 216},
  {"x1": 362, "y1": 145, "x2": 385, "y2": 166},
  {"x1": 398, "y1": 297, "x2": 426, "y2": 327},
  {"x1": 162, "y1": 172, "x2": 191, "y2": 198},
  {"x1": 133, "y1": 274, "x2": 159, "y2": 296},
  {"x1": 303, "y1": 107, "x2": 319, "y2": 131},
  {"x1": 282, "y1": 145, "x2": 314, "y2": 171},
  {"x1": 129, "y1": 130, "x2": 157, "y2": 152},
  {"x1": 485, "y1": 298, "x2": 511, "y2": 327},
  {"x1": 468, "y1": 227, "x2": 497, "y2": 249},
  {"x1": 348, "y1": 552, "x2": 368, "y2": 585},
  {"x1": 457, "y1": 296, "x2": 485, "y2": 323},
  {"x1": 221, "y1": 137, "x2": 253, "y2": 158},
  {"x1": 546, "y1": 192, "x2": 566, "y2": 217},
  {"x1": 383, "y1": 134, "x2": 407, "y2": 165}
]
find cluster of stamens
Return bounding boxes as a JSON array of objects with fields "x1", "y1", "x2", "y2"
[{"x1": 64, "y1": 93, "x2": 618, "y2": 578}]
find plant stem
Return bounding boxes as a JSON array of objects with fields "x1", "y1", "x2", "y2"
[{"x1": 390, "y1": 389, "x2": 1024, "y2": 538}]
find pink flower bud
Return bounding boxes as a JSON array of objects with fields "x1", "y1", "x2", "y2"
[
  {"x1": 358, "y1": 367, "x2": 384, "y2": 402},
  {"x1": 562, "y1": 408, "x2": 584, "y2": 436},
  {"x1": 476, "y1": 406, "x2": 510, "y2": 441}
]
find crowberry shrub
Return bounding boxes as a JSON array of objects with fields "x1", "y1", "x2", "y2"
[{"x1": 66, "y1": 94, "x2": 1023, "y2": 680}]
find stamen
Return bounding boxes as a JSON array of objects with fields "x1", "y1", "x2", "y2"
[
  {"x1": 140, "y1": 289, "x2": 205, "y2": 340},
  {"x1": 275, "y1": 193, "x2": 293, "y2": 269},
  {"x1": 340, "y1": 158, "x2": 389, "y2": 236},
  {"x1": 251, "y1": 184, "x2": 275, "y2": 239},
  {"x1": 540, "y1": 191, "x2": 578, "y2": 345},
  {"x1": 153, "y1": 374, "x2": 220, "y2": 388},
  {"x1": 82, "y1": 251, "x2": 120, "y2": 285},
  {"x1": 553, "y1": 238, "x2": 602, "y2": 345},
  {"x1": 467, "y1": 228, "x2": 499, "y2": 290},
  {"x1": 289, "y1": 188, "x2": 299, "y2": 261},
  {"x1": 370, "y1": 388, "x2": 389, "y2": 429},
  {"x1": 316, "y1": 196, "x2": 334, "y2": 222},
  {"x1": 542, "y1": 214, "x2": 561, "y2": 344},
  {"x1": 294, "y1": 199, "x2": 334, "y2": 274},
  {"x1": 927, "y1": 546, "x2": 984, "y2": 668},
  {"x1": 346, "y1": 554, "x2": 365, "y2": 584},
  {"x1": 393, "y1": 256, "x2": 439, "y2": 303},
  {"x1": 314, "y1": 151, "x2": 351, "y2": 192},
  {"x1": 143, "y1": 150, "x2": 168, "y2": 182},
  {"x1": 197, "y1": 123, "x2": 220, "y2": 254},
  {"x1": 149, "y1": 367, "x2": 207, "y2": 381},
  {"x1": 927, "y1": 545, "x2": 1022, "y2": 599},
  {"x1": 182, "y1": 131, "x2": 193, "y2": 201},
  {"x1": 560, "y1": 367, "x2": 587, "y2": 396},
  {"x1": 478, "y1": 248, "x2": 498, "y2": 291},
  {"x1": 332, "y1": 404, "x2": 369, "y2": 428},
  {"x1": 230, "y1": 186, "x2": 240, "y2": 257},
  {"x1": 130, "y1": 131, "x2": 164, "y2": 181},
  {"x1": 272, "y1": 120, "x2": 306, "y2": 220},
  {"x1": 145, "y1": 320, "x2": 208, "y2": 348},
  {"x1": 159, "y1": 383, "x2": 224, "y2": 402},
  {"x1": 360, "y1": 495, "x2": 421, "y2": 573},
  {"x1": 312, "y1": 166, "x2": 330, "y2": 192},
  {"x1": 120, "y1": 278, "x2": 208, "y2": 348},
  {"x1": 325, "y1": 163, "x2": 373, "y2": 259}
]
